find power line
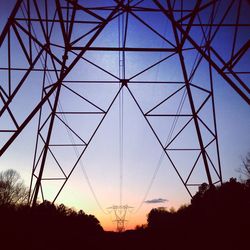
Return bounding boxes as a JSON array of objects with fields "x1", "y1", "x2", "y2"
[
  {"x1": 133, "y1": 1, "x2": 221, "y2": 214},
  {"x1": 57, "y1": 102, "x2": 109, "y2": 215},
  {"x1": 133, "y1": 90, "x2": 187, "y2": 213},
  {"x1": 20, "y1": 3, "x2": 109, "y2": 215},
  {"x1": 118, "y1": 7, "x2": 125, "y2": 207}
]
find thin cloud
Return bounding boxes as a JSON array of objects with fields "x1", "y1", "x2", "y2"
[{"x1": 144, "y1": 198, "x2": 168, "y2": 204}]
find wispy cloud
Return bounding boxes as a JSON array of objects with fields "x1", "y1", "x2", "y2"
[{"x1": 144, "y1": 198, "x2": 168, "y2": 204}]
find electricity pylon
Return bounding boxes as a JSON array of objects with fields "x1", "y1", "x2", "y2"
[
  {"x1": 107, "y1": 205, "x2": 133, "y2": 232},
  {"x1": 0, "y1": 0, "x2": 249, "y2": 208}
]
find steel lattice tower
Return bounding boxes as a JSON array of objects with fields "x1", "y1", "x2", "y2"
[
  {"x1": 108, "y1": 205, "x2": 133, "y2": 232},
  {"x1": 0, "y1": 0, "x2": 249, "y2": 208}
]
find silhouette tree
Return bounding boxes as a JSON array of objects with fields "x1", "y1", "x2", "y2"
[
  {"x1": 239, "y1": 152, "x2": 250, "y2": 179},
  {"x1": 147, "y1": 207, "x2": 175, "y2": 231},
  {"x1": 0, "y1": 169, "x2": 28, "y2": 206},
  {"x1": 0, "y1": 176, "x2": 249, "y2": 250},
  {"x1": 145, "y1": 178, "x2": 250, "y2": 249}
]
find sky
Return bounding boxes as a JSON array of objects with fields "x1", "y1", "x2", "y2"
[{"x1": 0, "y1": 0, "x2": 250, "y2": 231}]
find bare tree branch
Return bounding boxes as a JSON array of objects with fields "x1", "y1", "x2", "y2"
[{"x1": 0, "y1": 169, "x2": 28, "y2": 206}]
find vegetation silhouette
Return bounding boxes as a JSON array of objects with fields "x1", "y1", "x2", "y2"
[
  {"x1": 146, "y1": 178, "x2": 250, "y2": 249},
  {"x1": 238, "y1": 152, "x2": 250, "y2": 179},
  {"x1": 0, "y1": 169, "x2": 28, "y2": 206},
  {"x1": 0, "y1": 169, "x2": 249, "y2": 249},
  {"x1": 0, "y1": 200, "x2": 103, "y2": 249}
]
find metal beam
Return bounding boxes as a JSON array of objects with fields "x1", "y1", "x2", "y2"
[
  {"x1": 153, "y1": 0, "x2": 250, "y2": 105},
  {"x1": 0, "y1": 0, "x2": 23, "y2": 46}
]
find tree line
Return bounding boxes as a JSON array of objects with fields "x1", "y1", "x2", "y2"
[
  {"x1": 0, "y1": 169, "x2": 103, "y2": 249},
  {"x1": 145, "y1": 177, "x2": 250, "y2": 249},
  {"x1": 0, "y1": 156, "x2": 250, "y2": 250}
]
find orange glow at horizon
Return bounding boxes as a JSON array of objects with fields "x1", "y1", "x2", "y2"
[{"x1": 1, "y1": 0, "x2": 249, "y2": 235}]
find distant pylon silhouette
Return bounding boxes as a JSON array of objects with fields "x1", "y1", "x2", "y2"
[{"x1": 107, "y1": 205, "x2": 133, "y2": 232}]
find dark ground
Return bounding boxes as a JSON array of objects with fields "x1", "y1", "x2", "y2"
[{"x1": 1, "y1": 178, "x2": 250, "y2": 250}]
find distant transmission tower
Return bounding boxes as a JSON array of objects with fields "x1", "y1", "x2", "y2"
[
  {"x1": 0, "y1": 0, "x2": 249, "y2": 210},
  {"x1": 107, "y1": 205, "x2": 133, "y2": 232}
]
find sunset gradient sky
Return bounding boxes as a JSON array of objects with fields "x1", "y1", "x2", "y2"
[{"x1": 0, "y1": 1, "x2": 249, "y2": 231}]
